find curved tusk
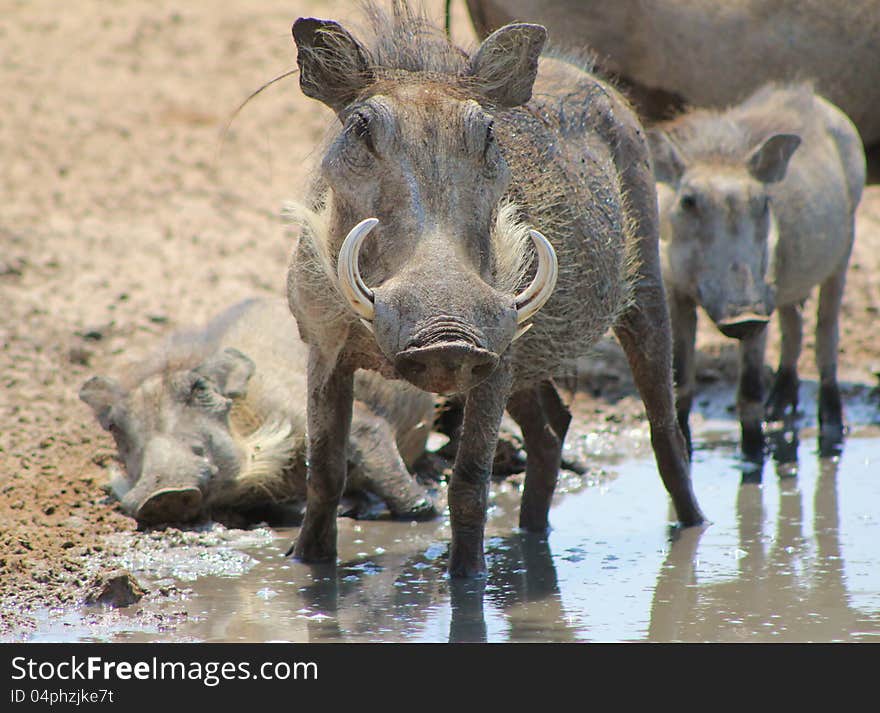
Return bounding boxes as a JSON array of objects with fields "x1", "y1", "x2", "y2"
[
  {"x1": 337, "y1": 217, "x2": 378, "y2": 325},
  {"x1": 514, "y1": 229, "x2": 558, "y2": 327}
]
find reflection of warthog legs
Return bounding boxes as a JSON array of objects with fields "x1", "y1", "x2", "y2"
[
  {"x1": 448, "y1": 579, "x2": 488, "y2": 643},
  {"x1": 648, "y1": 446, "x2": 879, "y2": 641}
]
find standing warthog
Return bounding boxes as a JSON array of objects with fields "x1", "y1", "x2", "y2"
[
  {"x1": 79, "y1": 298, "x2": 437, "y2": 526},
  {"x1": 649, "y1": 84, "x2": 865, "y2": 460},
  {"x1": 286, "y1": 3, "x2": 703, "y2": 577},
  {"x1": 464, "y1": 1, "x2": 880, "y2": 150}
]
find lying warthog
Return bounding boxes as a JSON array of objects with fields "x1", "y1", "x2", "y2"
[
  {"x1": 649, "y1": 83, "x2": 866, "y2": 459},
  {"x1": 79, "y1": 298, "x2": 437, "y2": 526},
  {"x1": 464, "y1": 1, "x2": 880, "y2": 150},
  {"x1": 286, "y1": 3, "x2": 703, "y2": 577}
]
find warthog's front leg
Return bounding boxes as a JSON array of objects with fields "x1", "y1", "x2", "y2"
[
  {"x1": 448, "y1": 359, "x2": 512, "y2": 578},
  {"x1": 766, "y1": 302, "x2": 803, "y2": 423},
  {"x1": 737, "y1": 328, "x2": 768, "y2": 463},
  {"x1": 289, "y1": 347, "x2": 354, "y2": 563},
  {"x1": 507, "y1": 380, "x2": 571, "y2": 532}
]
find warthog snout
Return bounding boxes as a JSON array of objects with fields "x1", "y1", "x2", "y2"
[
  {"x1": 395, "y1": 341, "x2": 499, "y2": 394},
  {"x1": 717, "y1": 313, "x2": 771, "y2": 340},
  {"x1": 336, "y1": 218, "x2": 558, "y2": 340},
  {"x1": 134, "y1": 487, "x2": 203, "y2": 526}
]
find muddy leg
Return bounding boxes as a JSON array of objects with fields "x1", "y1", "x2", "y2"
[
  {"x1": 766, "y1": 302, "x2": 803, "y2": 422},
  {"x1": 507, "y1": 380, "x2": 571, "y2": 532},
  {"x1": 668, "y1": 289, "x2": 698, "y2": 454},
  {"x1": 448, "y1": 360, "x2": 512, "y2": 578},
  {"x1": 289, "y1": 348, "x2": 353, "y2": 562},
  {"x1": 348, "y1": 403, "x2": 436, "y2": 520},
  {"x1": 615, "y1": 300, "x2": 704, "y2": 526},
  {"x1": 737, "y1": 328, "x2": 768, "y2": 464},
  {"x1": 608, "y1": 106, "x2": 703, "y2": 526},
  {"x1": 815, "y1": 263, "x2": 848, "y2": 448}
]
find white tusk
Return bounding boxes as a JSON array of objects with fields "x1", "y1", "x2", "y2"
[
  {"x1": 337, "y1": 217, "x2": 378, "y2": 324},
  {"x1": 512, "y1": 323, "x2": 533, "y2": 342},
  {"x1": 514, "y1": 229, "x2": 558, "y2": 326}
]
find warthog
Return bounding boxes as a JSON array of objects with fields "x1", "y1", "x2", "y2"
[
  {"x1": 286, "y1": 2, "x2": 703, "y2": 577},
  {"x1": 464, "y1": 0, "x2": 880, "y2": 150},
  {"x1": 79, "y1": 298, "x2": 437, "y2": 526},
  {"x1": 649, "y1": 83, "x2": 865, "y2": 460}
]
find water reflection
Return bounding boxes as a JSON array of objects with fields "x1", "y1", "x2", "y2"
[
  {"x1": 33, "y1": 427, "x2": 880, "y2": 643},
  {"x1": 287, "y1": 531, "x2": 577, "y2": 643},
  {"x1": 452, "y1": 533, "x2": 577, "y2": 642},
  {"x1": 648, "y1": 438, "x2": 880, "y2": 641}
]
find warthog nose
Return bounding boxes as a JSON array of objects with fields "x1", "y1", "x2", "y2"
[
  {"x1": 717, "y1": 314, "x2": 770, "y2": 340},
  {"x1": 395, "y1": 342, "x2": 499, "y2": 394},
  {"x1": 134, "y1": 486, "x2": 203, "y2": 526}
]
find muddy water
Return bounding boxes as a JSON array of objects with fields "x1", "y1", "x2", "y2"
[{"x1": 25, "y1": 419, "x2": 880, "y2": 643}]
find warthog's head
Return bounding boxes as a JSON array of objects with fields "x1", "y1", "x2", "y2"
[
  {"x1": 292, "y1": 11, "x2": 557, "y2": 394},
  {"x1": 80, "y1": 349, "x2": 292, "y2": 526},
  {"x1": 650, "y1": 124, "x2": 801, "y2": 340}
]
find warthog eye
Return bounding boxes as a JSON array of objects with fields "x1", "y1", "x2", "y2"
[
  {"x1": 484, "y1": 120, "x2": 495, "y2": 155},
  {"x1": 351, "y1": 111, "x2": 375, "y2": 153},
  {"x1": 680, "y1": 193, "x2": 698, "y2": 213}
]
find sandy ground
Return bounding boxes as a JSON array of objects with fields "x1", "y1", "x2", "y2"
[{"x1": 2, "y1": 1, "x2": 880, "y2": 639}]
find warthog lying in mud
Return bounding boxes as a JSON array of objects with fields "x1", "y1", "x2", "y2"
[
  {"x1": 79, "y1": 298, "x2": 437, "y2": 526},
  {"x1": 463, "y1": 0, "x2": 880, "y2": 150},
  {"x1": 286, "y1": 3, "x2": 703, "y2": 577},
  {"x1": 649, "y1": 83, "x2": 865, "y2": 460}
]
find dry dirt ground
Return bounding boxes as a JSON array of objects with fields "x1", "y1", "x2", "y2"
[{"x1": 2, "y1": 1, "x2": 880, "y2": 639}]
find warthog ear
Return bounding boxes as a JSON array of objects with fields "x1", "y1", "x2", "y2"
[
  {"x1": 195, "y1": 348, "x2": 255, "y2": 399},
  {"x1": 747, "y1": 133, "x2": 801, "y2": 183},
  {"x1": 468, "y1": 23, "x2": 547, "y2": 107},
  {"x1": 292, "y1": 17, "x2": 372, "y2": 115},
  {"x1": 647, "y1": 129, "x2": 687, "y2": 184},
  {"x1": 79, "y1": 375, "x2": 122, "y2": 429}
]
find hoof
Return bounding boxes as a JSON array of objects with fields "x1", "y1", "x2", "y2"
[
  {"x1": 518, "y1": 512, "x2": 550, "y2": 534},
  {"x1": 392, "y1": 496, "x2": 439, "y2": 522},
  {"x1": 287, "y1": 537, "x2": 337, "y2": 563}
]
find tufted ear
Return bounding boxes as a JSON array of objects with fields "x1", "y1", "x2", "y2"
[
  {"x1": 292, "y1": 17, "x2": 373, "y2": 115},
  {"x1": 747, "y1": 133, "x2": 801, "y2": 183},
  {"x1": 468, "y1": 23, "x2": 547, "y2": 107},
  {"x1": 194, "y1": 348, "x2": 255, "y2": 399},
  {"x1": 647, "y1": 129, "x2": 687, "y2": 185},
  {"x1": 79, "y1": 375, "x2": 123, "y2": 430}
]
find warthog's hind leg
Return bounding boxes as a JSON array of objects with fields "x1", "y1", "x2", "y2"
[
  {"x1": 816, "y1": 257, "x2": 850, "y2": 452},
  {"x1": 668, "y1": 289, "x2": 698, "y2": 455},
  {"x1": 448, "y1": 359, "x2": 513, "y2": 578},
  {"x1": 507, "y1": 380, "x2": 571, "y2": 532},
  {"x1": 288, "y1": 348, "x2": 354, "y2": 563},
  {"x1": 347, "y1": 403, "x2": 437, "y2": 520},
  {"x1": 614, "y1": 280, "x2": 705, "y2": 527}
]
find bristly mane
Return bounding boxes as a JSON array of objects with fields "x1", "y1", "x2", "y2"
[
  {"x1": 660, "y1": 82, "x2": 816, "y2": 163},
  {"x1": 358, "y1": 1, "x2": 469, "y2": 77}
]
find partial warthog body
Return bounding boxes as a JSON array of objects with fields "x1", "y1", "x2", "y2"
[
  {"x1": 286, "y1": 3, "x2": 703, "y2": 576},
  {"x1": 464, "y1": 0, "x2": 880, "y2": 150},
  {"x1": 79, "y1": 298, "x2": 436, "y2": 526},
  {"x1": 650, "y1": 84, "x2": 865, "y2": 459}
]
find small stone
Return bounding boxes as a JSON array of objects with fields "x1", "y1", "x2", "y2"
[{"x1": 84, "y1": 570, "x2": 146, "y2": 608}]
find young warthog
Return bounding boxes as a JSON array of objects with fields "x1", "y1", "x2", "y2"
[
  {"x1": 286, "y1": 3, "x2": 703, "y2": 576},
  {"x1": 649, "y1": 83, "x2": 865, "y2": 459},
  {"x1": 79, "y1": 298, "x2": 437, "y2": 526}
]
